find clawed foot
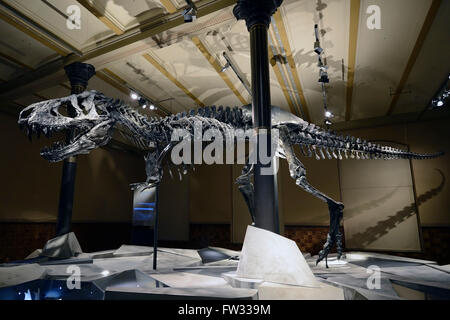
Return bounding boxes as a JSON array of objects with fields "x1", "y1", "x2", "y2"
[
  {"x1": 316, "y1": 201, "x2": 344, "y2": 268},
  {"x1": 316, "y1": 233, "x2": 333, "y2": 267},
  {"x1": 316, "y1": 232, "x2": 344, "y2": 268}
]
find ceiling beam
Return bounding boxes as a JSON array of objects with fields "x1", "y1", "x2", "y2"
[
  {"x1": 0, "y1": 55, "x2": 72, "y2": 101},
  {"x1": 344, "y1": 0, "x2": 361, "y2": 121},
  {"x1": 272, "y1": 10, "x2": 310, "y2": 121},
  {"x1": 160, "y1": 0, "x2": 178, "y2": 14},
  {"x1": 192, "y1": 36, "x2": 248, "y2": 105},
  {"x1": 385, "y1": 0, "x2": 442, "y2": 116},
  {"x1": 0, "y1": 0, "x2": 237, "y2": 101},
  {"x1": 143, "y1": 52, "x2": 205, "y2": 107},
  {"x1": 0, "y1": 52, "x2": 33, "y2": 70},
  {"x1": 96, "y1": 68, "x2": 168, "y2": 117},
  {"x1": 77, "y1": 0, "x2": 124, "y2": 35}
]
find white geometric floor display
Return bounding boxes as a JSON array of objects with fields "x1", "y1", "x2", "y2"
[
  {"x1": 237, "y1": 225, "x2": 319, "y2": 287},
  {"x1": 1, "y1": 232, "x2": 449, "y2": 300}
]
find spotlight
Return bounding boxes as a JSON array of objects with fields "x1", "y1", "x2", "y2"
[
  {"x1": 221, "y1": 62, "x2": 230, "y2": 73},
  {"x1": 314, "y1": 24, "x2": 323, "y2": 55},
  {"x1": 149, "y1": 104, "x2": 156, "y2": 110},
  {"x1": 325, "y1": 110, "x2": 333, "y2": 118},
  {"x1": 436, "y1": 100, "x2": 444, "y2": 107},
  {"x1": 319, "y1": 69, "x2": 329, "y2": 83},
  {"x1": 314, "y1": 43, "x2": 323, "y2": 55},
  {"x1": 183, "y1": 0, "x2": 197, "y2": 23},
  {"x1": 142, "y1": 104, "x2": 147, "y2": 109},
  {"x1": 130, "y1": 92, "x2": 139, "y2": 100},
  {"x1": 324, "y1": 119, "x2": 332, "y2": 126}
]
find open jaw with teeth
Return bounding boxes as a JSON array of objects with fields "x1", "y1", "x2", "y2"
[
  {"x1": 18, "y1": 92, "x2": 115, "y2": 162},
  {"x1": 41, "y1": 126, "x2": 94, "y2": 161},
  {"x1": 21, "y1": 122, "x2": 99, "y2": 162}
]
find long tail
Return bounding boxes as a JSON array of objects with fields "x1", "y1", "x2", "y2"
[{"x1": 282, "y1": 122, "x2": 444, "y2": 161}]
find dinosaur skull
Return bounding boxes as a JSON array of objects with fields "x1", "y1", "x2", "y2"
[{"x1": 18, "y1": 90, "x2": 115, "y2": 162}]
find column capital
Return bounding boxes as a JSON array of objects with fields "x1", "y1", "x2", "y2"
[
  {"x1": 233, "y1": 0, "x2": 283, "y2": 30},
  {"x1": 64, "y1": 62, "x2": 96, "y2": 92}
]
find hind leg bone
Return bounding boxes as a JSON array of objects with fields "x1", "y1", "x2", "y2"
[{"x1": 279, "y1": 127, "x2": 344, "y2": 267}]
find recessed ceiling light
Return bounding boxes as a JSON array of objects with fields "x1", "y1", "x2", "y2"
[
  {"x1": 325, "y1": 110, "x2": 333, "y2": 118},
  {"x1": 130, "y1": 92, "x2": 139, "y2": 100}
]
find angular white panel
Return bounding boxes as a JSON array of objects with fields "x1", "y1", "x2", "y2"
[
  {"x1": 41, "y1": 232, "x2": 83, "y2": 259},
  {"x1": 237, "y1": 225, "x2": 318, "y2": 287}
]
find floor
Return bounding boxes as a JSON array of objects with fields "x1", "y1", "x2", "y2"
[{"x1": 1, "y1": 236, "x2": 449, "y2": 300}]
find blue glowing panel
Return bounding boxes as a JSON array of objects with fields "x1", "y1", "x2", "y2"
[{"x1": 132, "y1": 186, "x2": 158, "y2": 227}]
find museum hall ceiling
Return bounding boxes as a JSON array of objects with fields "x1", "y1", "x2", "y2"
[{"x1": 0, "y1": 0, "x2": 449, "y2": 132}]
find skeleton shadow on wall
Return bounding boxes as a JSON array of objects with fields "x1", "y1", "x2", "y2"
[{"x1": 348, "y1": 169, "x2": 445, "y2": 247}]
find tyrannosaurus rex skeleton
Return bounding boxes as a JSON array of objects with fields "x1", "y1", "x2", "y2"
[{"x1": 18, "y1": 90, "x2": 444, "y2": 265}]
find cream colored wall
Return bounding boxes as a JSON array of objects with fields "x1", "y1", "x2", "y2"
[
  {"x1": 344, "y1": 120, "x2": 450, "y2": 226},
  {"x1": 187, "y1": 118, "x2": 450, "y2": 240},
  {"x1": 406, "y1": 120, "x2": 450, "y2": 226},
  {"x1": 0, "y1": 113, "x2": 146, "y2": 223},
  {"x1": 188, "y1": 164, "x2": 233, "y2": 224}
]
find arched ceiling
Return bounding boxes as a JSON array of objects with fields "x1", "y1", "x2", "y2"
[{"x1": 0, "y1": 0, "x2": 449, "y2": 129}]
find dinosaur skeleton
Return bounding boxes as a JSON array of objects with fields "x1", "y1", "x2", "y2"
[{"x1": 18, "y1": 90, "x2": 444, "y2": 266}]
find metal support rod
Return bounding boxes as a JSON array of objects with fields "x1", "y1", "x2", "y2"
[
  {"x1": 223, "y1": 51, "x2": 252, "y2": 96},
  {"x1": 153, "y1": 184, "x2": 160, "y2": 270},
  {"x1": 234, "y1": 0, "x2": 282, "y2": 234},
  {"x1": 56, "y1": 62, "x2": 95, "y2": 236}
]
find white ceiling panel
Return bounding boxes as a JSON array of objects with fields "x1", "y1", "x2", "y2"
[
  {"x1": 282, "y1": 0, "x2": 350, "y2": 124},
  {"x1": 351, "y1": 0, "x2": 433, "y2": 120},
  {"x1": 152, "y1": 38, "x2": 243, "y2": 107},
  {"x1": 82, "y1": 0, "x2": 166, "y2": 30},
  {"x1": 4, "y1": 0, "x2": 114, "y2": 50},
  {"x1": 108, "y1": 55, "x2": 192, "y2": 114}
]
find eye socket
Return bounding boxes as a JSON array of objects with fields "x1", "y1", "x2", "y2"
[{"x1": 58, "y1": 104, "x2": 70, "y2": 117}]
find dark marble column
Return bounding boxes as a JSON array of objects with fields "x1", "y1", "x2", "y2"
[
  {"x1": 234, "y1": 0, "x2": 283, "y2": 234},
  {"x1": 56, "y1": 62, "x2": 95, "y2": 236}
]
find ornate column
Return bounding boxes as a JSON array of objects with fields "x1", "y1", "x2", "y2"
[
  {"x1": 56, "y1": 62, "x2": 95, "y2": 236},
  {"x1": 234, "y1": 0, "x2": 282, "y2": 233}
]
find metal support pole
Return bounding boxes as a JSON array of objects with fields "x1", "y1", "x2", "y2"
[
  {"x1": 153, "y1": 184, "x2": 160, "y2": 270},
  {"x1": 234, "y1": 0, "x2": 282, "y2": 234},
  {"x1": 56, "y1": 62, "x2": 95, "y2": 236}
]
